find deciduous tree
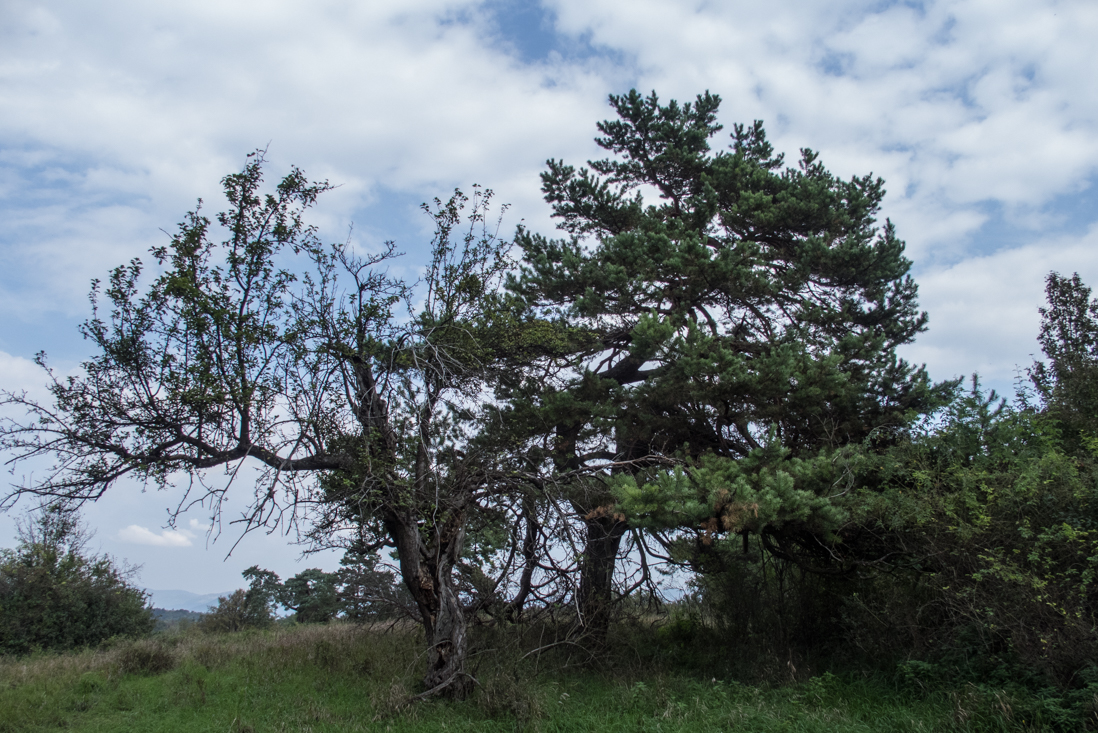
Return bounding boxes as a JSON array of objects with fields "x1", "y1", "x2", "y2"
[
  {"x1": 0, "y1": 152, "x2": 519, "y2": 697},
  {"x1": 1028, "y1": 271, "x2": 1098, "y2": 449}
]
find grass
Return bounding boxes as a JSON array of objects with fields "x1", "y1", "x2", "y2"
[{"x1": 0, "y1": 622, "x2": 1056, "y2": 732}]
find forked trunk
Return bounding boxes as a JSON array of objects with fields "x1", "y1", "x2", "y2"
[{"x1": 387, "y1": 508, "x2": 471, "y2": 698}]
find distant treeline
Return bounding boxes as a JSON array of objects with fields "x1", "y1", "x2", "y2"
[{"x1": 150, "y1": 608, "x2": 205, "y2": 632}]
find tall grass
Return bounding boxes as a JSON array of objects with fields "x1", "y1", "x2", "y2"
[{"x1": 0, "y1": 621, "x2": 1052, "y2": 732}]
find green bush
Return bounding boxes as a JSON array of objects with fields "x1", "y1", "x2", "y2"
[
  {"x1": 856, "y1": 382, "x2": 1098, "y2": 686},
  {"x1": 0, "y1": 505, "x2": 154, "y2": 654}
]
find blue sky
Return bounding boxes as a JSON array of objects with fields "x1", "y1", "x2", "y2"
[{"x1": 1, "y1": 0, "x2": 1096, "y2": 594}]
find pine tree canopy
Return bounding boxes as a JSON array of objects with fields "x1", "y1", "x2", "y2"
[{"x1": 512, "y1": 90, "x2": 943, "y2": 465}]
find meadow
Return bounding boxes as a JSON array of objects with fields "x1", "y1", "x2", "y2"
[{"x1": 0, "y1": 620, "x2": 1057, "y2": 732}]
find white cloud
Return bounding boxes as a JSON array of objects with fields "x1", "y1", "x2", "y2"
[
  {"x1": 0, "y1": 350, "x2": 48, "y2": 400},
  {"x1": 899, "y1": 223, "x2": 1098, "y2": 391},
  {"x1": 535, "y1": 0, "x2": 1098, "y2": 393},
  {"x1": 0, "y1": 0, "x2": 615, "y2": 327},
  {"x1": 187, "y1": 518, "x2": 211, "y2": 534},
  {"x1": 117, "y1": 524, "x2": 193, "y2": 548},
  {"x1": 0, "y1": 1, "x2": 1093, "y2": 388},
  {"x1": 547, "y1": 0, "x2": 1098, "y2": 257}
]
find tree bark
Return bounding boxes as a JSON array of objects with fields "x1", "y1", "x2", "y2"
[
  {"x1": 576, "y1": 512, "x2": 628, "y2": 643},
  {"x1": 386, "y1": 507, "x2": 471, "y2": 698}
]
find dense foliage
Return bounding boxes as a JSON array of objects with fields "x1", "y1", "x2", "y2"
[
  {"x1": 503, "y1": 90, "x2": 946, "y2": 636},
  {"x1": 631, "y1": 274, "x2": 1098, "y2": 725},
  {"x1": 862, "y1": 384, "x2": 1098, "y2": 684},
  {"x1": 848, "y1": 276, "x2": 1098, "y2": 693},
  {"x1": 0, "y1": 505, "x2": 153, "y2": 654}
]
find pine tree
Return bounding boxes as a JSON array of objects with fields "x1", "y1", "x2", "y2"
[{"x1": 509, "y1": 90, "x2": 942, "y2": 634}]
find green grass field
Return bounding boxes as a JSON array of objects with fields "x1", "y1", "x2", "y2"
[{"x1": 0, "y1": 622, "x2": 1061, "y2": 732}]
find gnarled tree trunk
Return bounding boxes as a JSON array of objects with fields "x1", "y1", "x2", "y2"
[{"x1": 387, "y1": 507, "x2": 470, "y2": 698}]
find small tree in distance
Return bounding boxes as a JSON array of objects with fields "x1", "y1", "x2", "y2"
[
  {"x1": 1028, "y1": 271, "x2": 1098, "y2": 450},
  {"x1": 198, "y1": 588, "x2": 274, "y2": 633},
  {"x1": 216, "y1": 552, "x2": 412, "y2": 626}
]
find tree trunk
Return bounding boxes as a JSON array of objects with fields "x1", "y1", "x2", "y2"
[
  {"x1": 505, "y1": 497, "x2": 540, "y2": 622},
  {"x1": 386, "y1": 508, "x2": 471, "y2": 698},
  {"x1": 572, "y1": 425, "x2": 643, "y2": 642},
  {"x1": 576, "y1": 512, "x2": 628, "y2": 643}
]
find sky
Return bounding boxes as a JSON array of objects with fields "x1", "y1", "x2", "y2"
[{"x1": 1, "y1": 0, "x2": 1096, "y2": 595}]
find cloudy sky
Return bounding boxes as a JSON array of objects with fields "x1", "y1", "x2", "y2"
[{"x1": 1, "y1": 0, "x2": 1096, "y2": 595}]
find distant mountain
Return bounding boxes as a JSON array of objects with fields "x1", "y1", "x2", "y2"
[{"x1": 144, "y1": 588, "x2": 232, "y2": 613}]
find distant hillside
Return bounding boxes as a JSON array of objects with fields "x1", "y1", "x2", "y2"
[
  {"x1": 150, "y1": 607, "x2": 205, "y2": 632},
  {"x1": 143, "y1": 588, "x2": 231, "y2": 613},
  {"x1": 150, "y1": 608, "x2": 205, "y2": 622}
]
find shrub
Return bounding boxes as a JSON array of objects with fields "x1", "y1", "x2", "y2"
[
  {"x1": 860, "y1": 384, "x2": 1098, "y2": 686},
  {"x1": 0, "y1": 505, "x2": 154, "y2": 654}
]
